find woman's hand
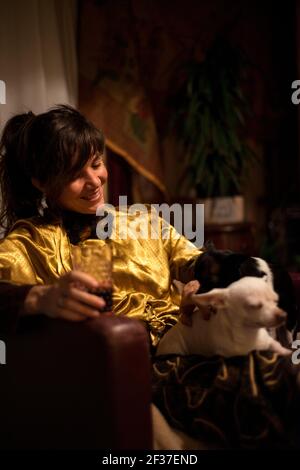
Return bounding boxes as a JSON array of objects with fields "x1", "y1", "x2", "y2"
[
  {"x1": 178, "y1": 279, "x2": 200, "y2": 327},
  {"x1": 24, "y1": 270, "x2": 106, "y2": 322},
  {"x1": 179, "y1": 280, "x2": 217, "y2": 325}
]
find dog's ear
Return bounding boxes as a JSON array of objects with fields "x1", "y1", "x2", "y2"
[{"x1": 191, "y1": 289, "x2": 228, "y2": 310}]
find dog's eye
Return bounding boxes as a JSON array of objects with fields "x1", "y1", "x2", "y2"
[{"x1": 248, "y1": 302, "x2": 263, "y2": 309}]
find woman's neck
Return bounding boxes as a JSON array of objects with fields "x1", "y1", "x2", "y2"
[{"x1": 60, "y1": 210, "x2": 98, "y2": 244}]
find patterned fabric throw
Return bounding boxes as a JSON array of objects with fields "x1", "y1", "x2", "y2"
[{"x1": 152, "y1": 351, "x2": 300, "y2": 449}]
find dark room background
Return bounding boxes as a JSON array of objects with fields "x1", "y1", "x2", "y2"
[{"x1": 78, "y1": 0, "x2": 300, "y2": 270}]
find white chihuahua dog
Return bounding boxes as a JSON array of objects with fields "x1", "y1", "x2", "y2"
[{"x1": 157, "y1": 276, "x2": 291, "y2": 357}]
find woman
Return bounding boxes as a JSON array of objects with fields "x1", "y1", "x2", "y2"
[
  {"x1": 0, "y1": 105, "x2": 298, "y2": 449},
  {"x1": 0, "y1": 105, "x2": 199, "y2": 339}
]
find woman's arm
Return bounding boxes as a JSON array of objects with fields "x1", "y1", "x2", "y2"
[
  {"x1": 0, "y1": 270, "x2": 108, "y2": 334},
  {"x1": 23, "y1": 271, "x2": 106, "y2": 322}
]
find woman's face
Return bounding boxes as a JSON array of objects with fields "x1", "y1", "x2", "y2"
[{"x1": 57, "y1": 153, "x2": 108, "y2": 214}]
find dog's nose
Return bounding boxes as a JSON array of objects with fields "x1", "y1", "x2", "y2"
[
  {"x1": 275, "y1": 308, "x2": 287, "y2": 320},
  {"x1": 274, "y1": 308, "x2": 287, "y2": 326}
]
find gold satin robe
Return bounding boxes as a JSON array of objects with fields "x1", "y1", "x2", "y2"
[{"x1": 0, "y1": 209, "x2": 201, "y2": 345}]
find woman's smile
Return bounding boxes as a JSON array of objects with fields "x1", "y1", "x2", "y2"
[{"x1": 81, "y1": 188, "x2": 102, "y2": 202}]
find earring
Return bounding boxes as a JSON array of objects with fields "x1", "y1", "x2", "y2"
[
  {"x1": 38, "y1": 193, "x2": 48, "y2": 216},
  {"x1": 41, "y1": 193, "x2": 48, "y2": 209}
]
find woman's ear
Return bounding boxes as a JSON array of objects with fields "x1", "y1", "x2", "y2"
[{"x1": 31, "y1": 177, "x2": 44, "y2": 192}]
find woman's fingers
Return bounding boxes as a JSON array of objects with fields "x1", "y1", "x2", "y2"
[
  {"x1": 183, "y1": 280, "x2": 200, "y2": 297},
  {"x1": 180, "y1": 280, "x2": 201, "y2": 309},
  {"x1": 179, "y1": 280, "x2": 201, "y2": 327},
  {"x1": 66, "y1": 286, "x2": 105, "y2": 310},
  {"x1": 58, "y1": 270, "x2": 107, "y2": 315},
  {"x1": 60, "y1": 270, "x2": 99, "y2": 291},
  {"x1": 56, "y1": 295, "x2": 100, "y2": 318},
  {"x1": 36, "y1": 270, "x2": 111, "y2": 322},
  {"x1": 56, "y1": 309, "x2": 88, "y2": 322},
  {"x1": 55, "y1": 269, "x2": 112, "y2": 319}
]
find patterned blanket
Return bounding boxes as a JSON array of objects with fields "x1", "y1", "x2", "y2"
[{"x1": 152, "y1": 352, "x2": 300, "y2": 449}]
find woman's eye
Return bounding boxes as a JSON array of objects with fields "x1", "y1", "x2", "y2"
[{"x1": 92, "y1": 159, "x2": 102, "y2": 169}]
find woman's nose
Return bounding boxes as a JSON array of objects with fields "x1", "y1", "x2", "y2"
[{"x1": 84, "y1": 170, "x2": 100, "y2": 189}]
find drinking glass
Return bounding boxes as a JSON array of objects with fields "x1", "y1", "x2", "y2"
[{"x1": 71, "y1": 242, "x2": 113, "y2": 313}]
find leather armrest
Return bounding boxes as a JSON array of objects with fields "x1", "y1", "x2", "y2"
[{"x1": 0, "y1": 315, "x2": 152, "y2": 450}]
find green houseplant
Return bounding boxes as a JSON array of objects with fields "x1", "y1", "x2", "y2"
[{"x1": 169, "y1": 36, "x2": 255, "y2": 222}]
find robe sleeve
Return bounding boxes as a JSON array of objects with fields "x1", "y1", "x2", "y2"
[
  {"x1": 0, "y1": 220, "x2": 67, "y2": 333},
  {"x1": 0, "y1": 282, "x2": 34, "y2": 334},
  {"x1": 161, "y1": 219, "x2": 202, "y2": 283}
]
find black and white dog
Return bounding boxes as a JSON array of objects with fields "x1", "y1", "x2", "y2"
[
  {"x1": 193, "y1": 242, "x2": 298, "y2": 340},
  {"x1": 157, "y1": 243, "x2": 298, "y2": 357}
]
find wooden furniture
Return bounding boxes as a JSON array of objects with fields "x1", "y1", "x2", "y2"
[{"x1": 204, "y1": 222, "x2": 255, "y2": 254}]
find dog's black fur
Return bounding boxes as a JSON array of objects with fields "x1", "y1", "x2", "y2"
[{"x1": 194, "y1": 242, "x2": 298, "y2": 334}]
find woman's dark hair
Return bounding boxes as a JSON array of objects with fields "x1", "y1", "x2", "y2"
[{"x1": 0, "y1": 105, "x2": 105, "y2": 233}]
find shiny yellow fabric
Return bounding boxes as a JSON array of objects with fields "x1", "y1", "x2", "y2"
[{"x1": 0, "y1": 209, "x2": 201, "y2": 345}]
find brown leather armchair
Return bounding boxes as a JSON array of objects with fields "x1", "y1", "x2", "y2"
[{"x1": 0, "y1": 315, "x2": 153, "y2": 450}]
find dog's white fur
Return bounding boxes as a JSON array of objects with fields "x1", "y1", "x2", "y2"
[
  {"x1": 252, "y1": 257, "x2": 274, "y2": 287},
  {"x1": 157, "y1": 276, "x2": 291, "y2": 357}
]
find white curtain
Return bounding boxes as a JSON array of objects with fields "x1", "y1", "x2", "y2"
[{"x1": 0, "y1": 0, "x2": 78, "y2": 128}]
